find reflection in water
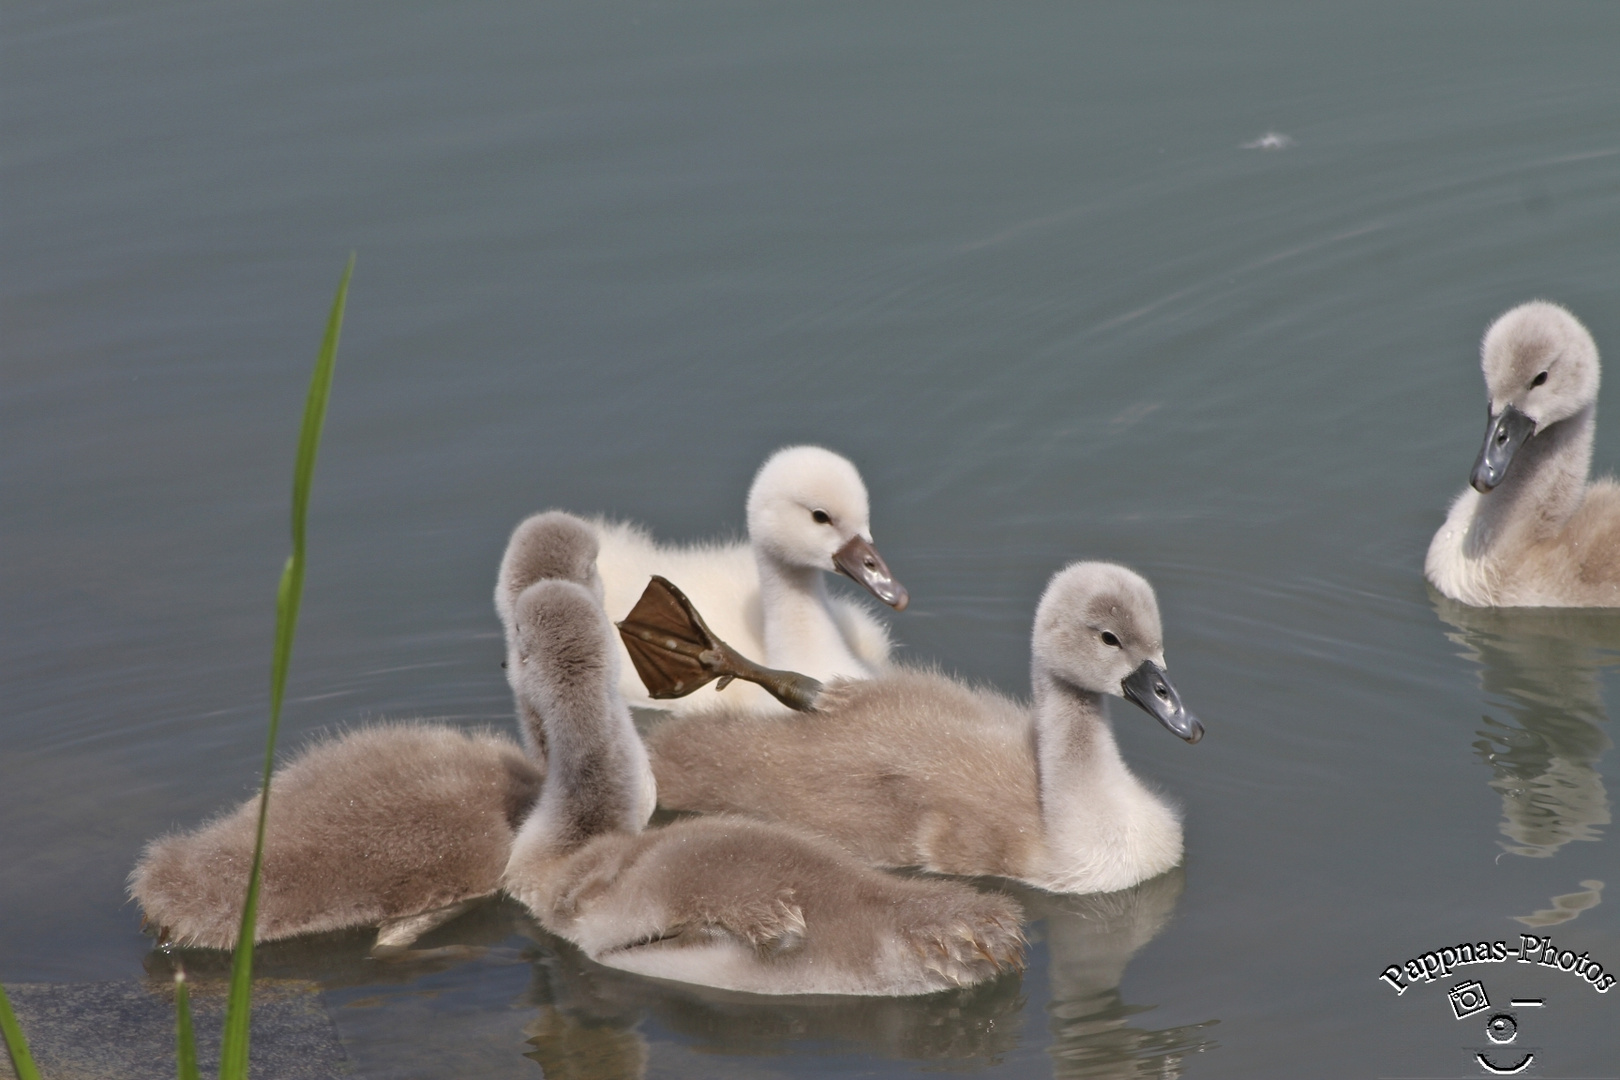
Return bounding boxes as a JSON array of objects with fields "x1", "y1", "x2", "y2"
[
  {"x1": 140, "y1": 897, "x2": 535, "y2": 990},
  {"x1": 1513, "y1": 879, "x2": 1605, "y2": 928},
  {"x1": 520, "y1": 868, "x2": 1217, "y2": 1078},
  {"x1": 140, "y1": 872, "x2": 1216, "y2": 1075},
  {"x1": 1023, "y1": 871, "x2": 1219, "y2": 1079},
  {"x1": 518, "y1": 918, "x2": 1028, "y2": 1068},
  {"x1": 1432, "y1": 597, "x2": 1617, "y2": 857},
  {"x1": 524, "y1": 1009, "x2": 648, "y2": 1080}
]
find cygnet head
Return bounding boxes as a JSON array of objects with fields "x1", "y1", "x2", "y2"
[
  {"x1": 1471, "y1": 302, "x2": 1601, "y2": 493},
  {"x1": 496, "y1": 511, "x2": 603, "y2": 633},
  {"x1": 745, "y1": 445, "x2": 908, "y2": 610},
  {"x1": 1031, "y1": 562, "x2": 1203, "y2": 743}
]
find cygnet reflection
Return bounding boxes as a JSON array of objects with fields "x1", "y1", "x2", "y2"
[
  {"x1": 141, "y1": 869, "x2": 1214, "y2": 1075},
  {"x1": 141, "y1": 896, "x2": 532, "y2": 991},
  {"x1": 518, "y1": 866, "x2": 1216, "y2": 1079},
  {"x1": 1513, "y1": 879, "x2": 1605, "y2": 927},
  {"x1": 1020, "y1": 869, "x2": 1219, "y2": 1079},
  {"x1": 517, "y1": 904, "x2": 1026, "y2": 1067},
  {"x1": 1432, "y1": 595, "x2": 1616, "y2": 857}
]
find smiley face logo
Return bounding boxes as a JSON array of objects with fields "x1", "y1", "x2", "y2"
[
  {"x1": 1473, "y1": 1004, "x2": 1539, "y2": 1075},
  {"x1": 1441, "y1": 982, "x2": 1545, "y2": 1075}
]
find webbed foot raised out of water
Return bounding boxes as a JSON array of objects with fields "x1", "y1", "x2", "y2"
[{"x1": 616, "y1": 575, "x2": 823, "y2": 712}]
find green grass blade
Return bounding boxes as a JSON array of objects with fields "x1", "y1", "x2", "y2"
[
  {"x1": 217, "y1": 254, "x2": 354, "y2": 1080},
  {"x1": 0, "y1": 983, "x2": 42, "y2": 1080},
  {"x1": 174, "y1": 968, "x2": 200, "y2": 1080}
]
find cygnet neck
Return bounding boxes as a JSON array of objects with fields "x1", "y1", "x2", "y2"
[
  {"x1": 1476, "y1": 404, "x2": 1596, "y2": 548},
  {"x1": 514, "y1": 598, "x2": 655, "y2": 859},
  {"x1": 754, "y1": 548, "x2": 870, "y2": 679},
  {"x1": 1030, "y1": 669, "x2": 1133, "y2": 800},
  {"x1": 1029, "y1": 665, "x2": 1179, "y2": 893},
  {"x1": 539, "y1": 682, "x2": 648, "y2": 852},
  {"x1": 513, "y1": 697, "x2": 548, "y2": 768}
]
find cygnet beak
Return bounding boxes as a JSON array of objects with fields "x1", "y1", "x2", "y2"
[
  {"x1": 1121, "y1": 660, "x2": 1203, "y2": 743},
  {"x1": 1471, "y1": 404, "x2": 1536, "y2": 494},
  {"x1": 832, "y1": 535, "x2": 909, "y2": 611}
]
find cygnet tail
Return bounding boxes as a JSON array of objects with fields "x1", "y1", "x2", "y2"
[{"x1": 616, "y1": 575, "x2": 823, "y2": 712}]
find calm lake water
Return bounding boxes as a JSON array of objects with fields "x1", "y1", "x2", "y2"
[{"x1": 4, "y1": 2, "x2": 1619, "y2": 1076}]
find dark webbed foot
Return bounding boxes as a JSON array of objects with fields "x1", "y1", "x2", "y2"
[{"x1": 616, "y1": 576, "x2": 823, "y2": 711}]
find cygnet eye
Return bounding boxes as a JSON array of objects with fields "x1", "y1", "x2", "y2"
[
  {"x1": 1100, "y1": 631, "x2": 1121, "y2": 648},
  {"x1": 1531, "y1": 371, "x2": 1548, "y2": 387},
  {"x1": 811, "y1": 509, "x2": 832, "y2": 525}
]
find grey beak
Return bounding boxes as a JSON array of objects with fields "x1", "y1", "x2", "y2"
[
  {"x1": 1121, "y1": 660, "x2": 1203, "y2": 744},
  {"x1": 832, "y1": 535, "x2": 909, "y2": 611},
  {"x1": 1471, "y1": 404, "x2": 1535, "y2": 494}
]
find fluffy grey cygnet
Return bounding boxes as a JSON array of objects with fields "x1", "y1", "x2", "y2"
[
  {"x1": 129, "y1": 725, "x2": 541, "y2": 952},
  {"x1": 127, "y1": 512, "x2": 603, "y2": 954},
  {"x1": 496, "y1": 510, "x2": 611, "y2": 765},
  {"x1": 1427, "y1": 301, "x2": 1620, "y2": 606},
  {"x1": 648, "y1": 562, "x2": 1202, "y2": 896},
  {"x1": 499, "y1": 575, "x2": 1025, "y2": 996}
]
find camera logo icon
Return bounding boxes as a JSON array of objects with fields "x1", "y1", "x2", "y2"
[{"x1": 1448, "y1": 980, "x2": 1491, "y2": 1019}]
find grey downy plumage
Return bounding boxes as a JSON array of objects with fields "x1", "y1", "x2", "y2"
[
  {"x1": 1428, "y1": 301, "x2": 1620, "y2": 606},
  {"x1": 499, "y1": 562, "x2": 1025, "y2": 996},
  {"x1": 644, "y1": 562, "x2": 1202, "y2": 896},
  {"x1": 128, "y1": 512, "x2": 602, "y2": 955}
]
